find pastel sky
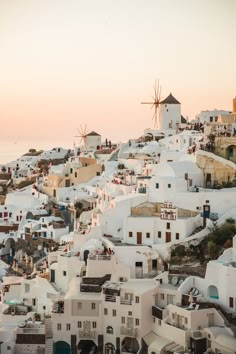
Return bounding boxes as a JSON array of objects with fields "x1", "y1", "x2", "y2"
[{"x1": 0, "y1": 0, "x2": 235, "y2": 145}]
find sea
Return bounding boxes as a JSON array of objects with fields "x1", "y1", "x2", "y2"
[{"x1": 0, "y1": 138, "x2": 73, "y2": 165}]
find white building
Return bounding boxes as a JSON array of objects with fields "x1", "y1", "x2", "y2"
[{"x1": 196, "y1": 109, "x2": 231, "y2": 124}]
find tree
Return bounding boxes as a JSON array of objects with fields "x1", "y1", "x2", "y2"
[{"x1": 207, "y1": 240, "x2": 218, "y2": 258}]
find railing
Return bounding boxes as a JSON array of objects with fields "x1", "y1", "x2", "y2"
[
  {"x1": 160, "y1": 213, "x2": 176, "y2": 220},
  {"x1": 120, "y1": 298, "x2": 132, "y2": 305},
  {"x1": 152, "y1": 305, "x2": 163, "y2": 320},
  {"x1": 120, "y1": 326, "x2": 138, "y2": 337},
  {"x1": 79, "y1": 330, "x2": 96, "y2": 339},
  {"x1": 88, "y1": 254, "x2": 111, "y2": 261},
  {"x1": 105, "y1": 295, "x2": 116, "y2": 302},
  {"x1": 22, "y1": 328, "x2": 43, "y2": 334}
]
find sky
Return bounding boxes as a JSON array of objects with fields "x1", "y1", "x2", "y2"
[{"x1": 0, "y1": 0, "x2": 235, "y2": 147}]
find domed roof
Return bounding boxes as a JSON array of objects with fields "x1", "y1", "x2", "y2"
[
  {"x1": 65, "y1": 277, "x2": 81, "y2": 299},
  {"x1": 160, "y1": 93, "x2": 180, "y2": 105}
]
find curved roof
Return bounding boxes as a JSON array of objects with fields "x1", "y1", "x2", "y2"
[{"x1": 160, "y1": 93, "x2": 180, "y2": 105}]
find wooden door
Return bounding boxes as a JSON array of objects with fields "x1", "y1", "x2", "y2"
[
  {"x1": 137, "y1": 232, "x2": 142, "y2": 244},
  {"x1": 165, "y1": 232, "x2": 171, "y2": 243}
]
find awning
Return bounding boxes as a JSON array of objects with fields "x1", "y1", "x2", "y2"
[
  {"x1": 147, "y1": 333, "x2": 173, "y2": 352},
  {"x1": 143, "y1": 331, "x2": 159, "y2": 346},
  {"x1": 81, "y1": 197, "x2": 97, "y2": 204}
]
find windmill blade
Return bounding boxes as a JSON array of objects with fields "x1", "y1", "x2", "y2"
[{"x1": 141, "y1": 102, "x2": 154, "y2": 104}]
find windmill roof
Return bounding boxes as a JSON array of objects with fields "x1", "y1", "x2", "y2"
[
  {"x1": 161, "y1": 93, "x2": 180, "y2": 105},
  {"x1": 87, "y1": 131, "x2": 101, "y2": 136}
]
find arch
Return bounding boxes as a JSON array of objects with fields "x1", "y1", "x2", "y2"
[
  {"x1": 122, "y1": 337, "x2": 139, "y2": 354},
  {"x1": 106, "y1": 326, "x2": 114, "y2": 334},
  {"x1": 105, "y1": 342, "x2": 115, "y2": 354},
  {"x1": 207, "y1": 285, "x2": 219, "y2": 299},
  {"x1": 226, "y1": 145, "x2": 236, "y2": 161},
  {"x1": 54, "y1": 341, "x2": 70, "y2": 354}
]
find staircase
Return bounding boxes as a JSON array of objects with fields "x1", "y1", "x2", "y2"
[{"x1": 45, "y1": 317, "x2": 53, "y2": 354}]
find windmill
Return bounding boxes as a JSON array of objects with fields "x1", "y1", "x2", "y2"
[
  {"x1": 74, "y1": 124, "x2": 89, "y2": 151},
  {"x1": 141, "y1": 79, "x2": 162, "y2": 128}
]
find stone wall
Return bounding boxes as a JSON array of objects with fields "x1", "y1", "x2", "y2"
[{"x1": 196, "y1": 150, "x2": 236, "y2": 187}]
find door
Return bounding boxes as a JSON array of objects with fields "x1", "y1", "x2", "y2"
[
  {"x1": 51, "y1": 269, "x2": 55, "y2": 283},
  {"x1": 152, "y1": 259, "x2": 157, "y2": 270},
  {"x1": 137, "y1": 232, "x2": 142, "y2": 244},
  {"x1": 166, "y1": 232, "x2": 171, "y2": 243}
]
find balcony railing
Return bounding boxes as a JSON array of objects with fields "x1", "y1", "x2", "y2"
[
  {"x1": 120, "y1": 298, "x2": 132, "y2": 305},
  {"x1": 79, "y1": 330, "x2": 96, "y2": 339},
  {"x1": 152, "y1": 305, "x2": 163, "y2": 320},
  {"x1": 88, "y1": 254, "x2": 111, "y2": 261},
  {"x1": 105, "y1": 295, "x2": 116, "y2": 302},
  {"x1": 120, "y1": 326, "x2": 138, "y2": 337}
]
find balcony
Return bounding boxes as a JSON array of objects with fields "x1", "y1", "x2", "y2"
[
  {"x1": 79, "y1": 330, "x2": 96, "y2": 339},
  {"x1": 88, "y1": 254, "x2": 112, "y2": 261},
  {"x1": 152, "y1": 305, "x2": 163, "y2": 320},
  {"x1": 120, "y1": 298, "x2": 132, "y2": 305},
  {"x1": 120, "y1": 326, "x2": 138, "y2": 337},
  {"x1": 105, "y1": 294, "x2": 116, "y2": 302},
  {"x1": 52, "y1": 301, "x2": 64, "y2": 314}
]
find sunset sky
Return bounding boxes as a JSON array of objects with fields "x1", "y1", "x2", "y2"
[{"x1": 0, "y1": 0, "x2": 235, "y2": 146}]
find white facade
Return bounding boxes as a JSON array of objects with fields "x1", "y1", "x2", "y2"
[
  {"x1": 196, "y1": 109, "x2": 231, "y2": 124},
  {"x1": 159, "y1": 93, "x2": 181, "y2": 131}
]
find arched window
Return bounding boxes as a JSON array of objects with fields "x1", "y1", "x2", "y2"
[{"x1": 106, "y1": 326, "x2": 113, "y2": 334}]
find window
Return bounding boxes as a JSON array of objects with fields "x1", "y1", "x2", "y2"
[
  {"x1": 128, "y1": 311, "x2": 132, "y2": 316},
  {"x1": 146, "y1": 232, "x2": 150, "y2": 238},
  {"x1": 121, "y1": 316, "x2": 125, "y2": 324},
  {"x1": 112, "y1": 309, "x2": 116, "y2": 316},
  {"x1": 168, "y1": 184, "x2": 171, "y2": 188},
  {"x1": 75, "y1": 172, "x2": 77, "y2": 178},
  {"x1": 166, "y1": 223, "x2": 170, "y2": 230},
  {"x1": 92, "y1": 321, "x2": 97, "y2": 328},
  {"x1": 161, "y1": 293, "x2": 165, "y2": 300},
  {"x1": 215, "y1": 116, "x2": 218, "y2": 122},
  {"x1": 135, "y1": 318, "x2": 139, "y2": 326},
  {"x1": 66, "y1": 324, "x2": 70, "y2": 331},
  {"x1": 57, "y1": 323, "x2": 62, "y2": 331},
  {"x1": 63, "y1": 271, "x2": 66, "y2": 276},
  {"x1": 43, "y1": 306, "x2": 46, "y2": 310},
  {"x1": 96, "y1": 172, "x2": 101, "y2": 176},
  {"x1": 153, "y1": 317, "x2": 155, "y2": 323},
  {"x1": 184, "y1": 173, "x2": 188, "y2": 180},
  {"x1": 25, "y1": 284, "x2": 30, "y2": 293},
  {"x1": 7, "y1": 347, "x2": 11, "y2": 351},
  {"x1": 104, "y1": 308, "x2": 108, "y2": 315},
  {"x1": 32, "y1": 298, "x2": 36, "y2": 306},
  {"x1": 129, "y1": 232, "x2": 133, "y2": 238},
  {"x1": 155, "y1": 183, "x2": 159, "y2": 189},
  {"x1": 229, "y1": 297, "x2": 234, "y2": 308},
  {"x1": 158, "y1": 231, "x2": 161, "y2": 238},
  {"x1": 91, "y1": 303, "x2": 96, "y2": 310},
  {"x1": 135, "y1": 296, "x2": 139, "y2": 303},
  {"x1": 176, "y1": 233, "x2": 179, "y2": 240},
  {"x1": 106, "y1": 326, "x2": 113, "y2": 334},
  {"x1": 78, "y1": 321, "x2": 82, "y2": 328},
  {"x1": 185, "y1": 317, "x2": 188, "y2": 324},
  {"x1": 210, "y1": 116, "x2": 213, "y2": 122},
  {"x1": 78, "y1": 302, "x2": 82, "y2": 310}
]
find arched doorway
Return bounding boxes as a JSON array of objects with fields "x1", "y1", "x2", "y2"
[
  {"x1": 105, "y1": 342, "x2": 115, "y2": 354},
  {"x1": 54, "y1": 341, "x2": 70, "y2": 354},
  {"x1": 78, "y1": 340, "x2": 97, "y2": 354},
  {"x1": 122, "y1": 337, "x2": 139, "y2": 353},
  {"x1": 208, "y1": 285, "x2": 219, "y2": 299},
  {"x1": 226, "y1": 145, "x2": 236, "y2": 161}
]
